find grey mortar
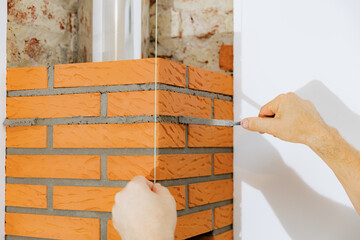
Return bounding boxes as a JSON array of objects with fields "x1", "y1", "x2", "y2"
[
  {"x1": 47, "y1": 66, "x2": 54, "y2": 90},
  {"x1": 7, "y1": 147, "x2": 233, "y2": 156},
  {"x1": 101, "y1": 155, "x2": 108, "y2": 180},
  {"x1": 212, "y1": 225, "x2": 233, "y2": 236},
  {"x1": 100, "y1": 217, "x2": 107, "y2": 240},
  {"x1": 6, "y1": 174, "x2": 233, "y2": 188},
  {"x1": 6, "y1": 236, "x2": 54, "y2": 240},
  {"x1": 4, "y1": 116, "x2": 236, "y2": 127},
  {"x1": 7, "y1": 83, "x2": 233, "y2": 101},
  {"x1": 100, "y1": 93, "x2": 108, "y2": 117},
  {"x1": 46, "y1": 125, "x2": 53, "y2": 149},
  {"x1": 177, "y1": 199, "x2": 233, "y2": 217}
]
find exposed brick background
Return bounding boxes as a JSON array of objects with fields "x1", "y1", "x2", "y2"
[
  {"x1": 5, "y1": 58, "x2": 233, "y2": 239},
  {"x1": 219, "y1": 45, "x2": 234, "y2": 72}
]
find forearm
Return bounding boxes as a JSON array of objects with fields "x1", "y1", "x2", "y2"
[{"x1": 309, "y1": 125, "x2": 360, "y2": 214}]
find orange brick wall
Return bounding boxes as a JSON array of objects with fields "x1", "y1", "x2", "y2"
[{"x1": 5, "y1": 58, "x2": 233, "y2": 239}]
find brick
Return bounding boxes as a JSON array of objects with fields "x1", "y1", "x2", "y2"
[
  {"x1": 188, "y1": 125, "x2": 233, "y2": 148},
  {"x1": 53, "y1": 186, "x2": 121, "y2": 212},
  {"x1": 107, "y1": 220, "x2": 122, "y2": 240},
  {"x1": 213, "y1": 153, "x2": 233, "y2": 175},
  {"x1": 53, "y1": 123, "x2": 185, "y2": 148},
  {"x1": 5, "y1": 213, "x2": 100, "y2": 239},
  {"x1": 219, "y1": 45, "x2": 234, "y2": 72},
  {"x1": 175, "y1": 210, "x2": 212, "y2": 239},
  {"x1": 53, "y1": 185, "x2": 185, "y2": 211},
  {"x1": 108, "y1": 90, "x2": 211, "y2": 119},
  {"x1": 197, "y1": 230, "x2": 233, "y2": 240},
  {"x1": 5, "y1": 184, "x2": 47, "y2": 208},
  {"x1": 7, "y1": 93, "x2": 101, "y2": 119},
  {"x1": 6, "y1": 126, "x2": 47, "y2": 148},
  {"x1": 107, "y1": 155, "x2": 154, "y2": 180},
  {"x1": 158, "y1": 58, "x2": 186, "y2": 87},
  {"x1": 54, "y1": 58, "x2": 186, "y2": 88},
  {"x1": 6, "y1": 155, "x2": 100, "y2": 179},
  {"x1": 7, "y1": 66, "x2": 48, "y2": 91},
  {"x1": 168, "y1": 186, "x2": 186, "y2": 210},
  {"x1": 107, "y1": 154, "x2": 211, "y2": 180},
  {"x1": 214, "y1": 204, "x2": 233, "y2": 229},
  {"x1": 188, "y1": 66, "x2": 233, "y2": 95},
  {"x1": 213, "y1": 99, "x2": 233, "y2": 120},
  {"x1": 188, "y1": 179, "x2": 233, "y2": 207}
]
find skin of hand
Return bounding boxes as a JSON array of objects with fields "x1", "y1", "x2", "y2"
[
  {"x1": 112, "y1": 176, "x2": 177, "y2": 240},
  {"x1": 242, "y1": 92, "x2": 360, "y2": 215}
]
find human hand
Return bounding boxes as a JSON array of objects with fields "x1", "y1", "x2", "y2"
[
  {"x1": 112, "y1": 176, "x2": 177, "y2": 240},
  {"x1": 241, "y1": 93, "x2": 330, "y2": 147}
]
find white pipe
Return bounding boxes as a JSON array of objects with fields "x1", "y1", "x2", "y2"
[{"x1": 92, "y1": 0, "x2": 142, "y2": 62}]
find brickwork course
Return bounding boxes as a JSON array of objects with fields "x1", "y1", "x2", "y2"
[{"x1": 5, "y1": 58, "x2": 234, "y2": 239}]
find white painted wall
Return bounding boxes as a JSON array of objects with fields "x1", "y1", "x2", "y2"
[
  {"x1": 234, "y1": 0, "x2": 360, "y2": 239},
  {"x1": 0, "y1": 0, "x2": 6, "y2": 238}
]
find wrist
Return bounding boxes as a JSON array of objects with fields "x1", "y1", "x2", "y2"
[{"x1": 306, "y1": 122, "x2": 334, "y2": 151}]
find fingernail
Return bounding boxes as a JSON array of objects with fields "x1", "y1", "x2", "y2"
[{"x1": 242, "y1": 119, "x2": 248, "y2": 129}]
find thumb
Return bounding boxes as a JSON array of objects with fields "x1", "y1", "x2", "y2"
[{"x1": 242, "y1": 117, "x2": 278, "y2": 135}]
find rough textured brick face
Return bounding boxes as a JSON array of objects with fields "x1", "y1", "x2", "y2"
[
  {"x1": 219, "y1": 45, "x2": 234, "y2": 72},
  {"x1": 157, "y1": 58, "x2": 187, "y2": 87},
  {"x1": 54, "y1": 58, "x2": 186, "y2": 88},
  {"x1": 6, "y1": 155, "x2": 101, "y2": 179},
  {"x1": 214, "y1": 204, "x2": 233, "y2": 229},
  {"x1": 188, "y1": 125, "x2": 233, "y2": 147},
  {"x1": 213, "y1": 99, "x2": 233, "y2": 120},
  {"x1": 6, "y1": 126, "x2": 47, "y2": 148},
  {"x1": 107, "y1": 220, "x2": 122, "y2": 240},
  {"x1": 53, "y1": 186, "x2": 122, "y2": 212},
  {"x1": 5, "y1": 184, "x2": 47, "y2": 208},
  {"x1": 188, "y1": 66, "x2": 233, "y2": 95},
  {"x1": 7, "y1": 93, "x2": 101, "y2": 119},
  {"x1": 213, "y1": 153, "x2": 233, "y2": 175},
  {"x1": 53, "y1": 123, "x2": 185, "y2": 148},
  {"x1": 168, "y1": 186, "x2": 186, "y2": 210},
  {"x1": 188, "y1": 179, "x2": 233, "y2": 207},
  {"x1": 175, "y1": 210, "x2": 212, "y2": 239},
  {"x1": 108, "y1": 90, "x2": 211, "y2": 118},
  {"x1": 5, "y1": 213, "x2": 100, "y2": 240},
  {"x1": 5, "y1": 58, "x2": 233, "y2": 239},
  {"x1": 7, "y1": 66, "x2": 48, "y2": 90},
  {"x1": 107, "y1": 154, "x2": 211, "y2": 180}
]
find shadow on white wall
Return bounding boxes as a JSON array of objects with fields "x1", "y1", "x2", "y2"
[{"x1": 237, "y1": 80, "x2": 360, "y2": 240}]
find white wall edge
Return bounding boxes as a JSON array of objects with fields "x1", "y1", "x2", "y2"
[
  {"x1": 233, "y1": 0, "x2": 243, "y2": 239},
  {"x1": 132, "y1": 0, "x2": 142, "y2": 59},
  {"x1": 0, "y1": 0, "x2": 6, "y2": 237},
  {"x1": 92, "y1": 0, "x2": 103, "y2": 62}
]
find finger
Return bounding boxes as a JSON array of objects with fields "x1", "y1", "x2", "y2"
[
  {"x1": 152, "y1": 183, "x2": 171, "y2": 197},
  {"x1": 242, "y1": 117, "x2": 278, "y2": 135},
  {"x1": 129, "y1": 175, "x2": 154, "y2": 190},
  {"x1": 258, "y1": 95, "x2": 281, "y2": 117}
]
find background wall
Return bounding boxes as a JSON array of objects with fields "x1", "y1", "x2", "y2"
[
  {"x1": 234, "y1": 0, "x2": 360, "y2": 239},
  {"x1": 7, "y1": 0, "x2": 79, "y2": 68},
  {"x1": 149, "y1": 0, "x2": 233, "y2": 74},
  {"x1": 0, "y1": 0, "x2": 6, "y2": 238}
]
